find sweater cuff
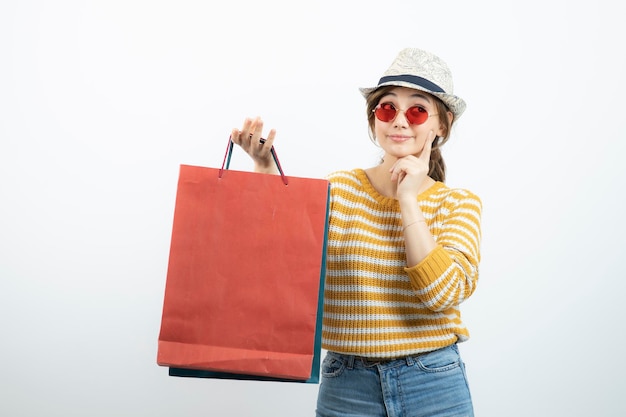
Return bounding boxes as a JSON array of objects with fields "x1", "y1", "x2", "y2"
[{"x1": 404, "y1": 245, "x2": 453, "y2": 289}]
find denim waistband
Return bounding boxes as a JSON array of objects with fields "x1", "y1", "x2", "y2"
[
  {"x1": 329, "y1": 345, "x2": 456, "y2": 369},
  {"x1": 333, "y1": 352, "x2": 423, "y2": 368}
]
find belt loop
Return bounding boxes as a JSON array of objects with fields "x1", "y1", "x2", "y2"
[
  {"x1": 405, "y1": 355, "x2": 415, "y2": 366},
  {"x1": 346, "y1": 355, "x2": 355, "y2": 369}
]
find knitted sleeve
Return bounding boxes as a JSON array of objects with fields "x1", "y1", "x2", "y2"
[{"x1": 404, "y1": 189, "x2": 482, "y2": 312}]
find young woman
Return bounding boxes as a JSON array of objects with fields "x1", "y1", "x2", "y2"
[{"x1": 232, "y1": 48, "x2": 482, "y2": 417}]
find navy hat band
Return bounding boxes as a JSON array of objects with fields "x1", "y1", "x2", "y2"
[{"x1": 378, "y1": 74, "x2": 445, "y2": 93}]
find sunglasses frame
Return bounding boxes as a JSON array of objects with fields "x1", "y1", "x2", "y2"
[{"x1": 373, "y1": 102, "x2": 437, "y2": 126}]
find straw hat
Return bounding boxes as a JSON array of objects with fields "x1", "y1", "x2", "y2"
[{"x1": 359, "y1": 48, "x2": 466, "y2": 119}]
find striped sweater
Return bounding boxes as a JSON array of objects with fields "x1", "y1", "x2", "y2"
[{"x1": 322, "y1": 168, "x2": 482, "y2": 358}]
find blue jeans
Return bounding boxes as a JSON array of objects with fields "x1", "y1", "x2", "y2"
[{"x1": 316, "y1": 344, "x2": 474, "y2": 417}]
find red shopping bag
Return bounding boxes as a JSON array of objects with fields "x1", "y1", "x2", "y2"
[{"x1": 157, "y1": 139, "x2": 329, "y2": 383}]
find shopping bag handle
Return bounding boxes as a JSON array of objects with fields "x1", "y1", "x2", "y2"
[{"x1": 220, "y1": 136, "x2": 289, "y2": 185}]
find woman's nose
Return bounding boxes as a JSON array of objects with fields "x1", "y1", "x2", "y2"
[{"x1": 393, "y1": 109, "x2": 409, "y2": 127}]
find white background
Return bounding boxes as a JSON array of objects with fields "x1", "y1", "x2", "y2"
[{"x1": 1, "y1": 1, "x2": 625, "y2": 416}]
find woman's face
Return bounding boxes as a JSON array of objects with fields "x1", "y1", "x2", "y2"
[{"x1": 373, "y1": 87, "x2": 446, "y2": 160}]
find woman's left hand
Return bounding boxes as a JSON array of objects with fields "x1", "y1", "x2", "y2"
[{"x1": 389, "y1": 131, "x2": 436, "y2": 201}]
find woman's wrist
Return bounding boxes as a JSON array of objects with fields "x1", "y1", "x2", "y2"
[
  {"x1": 399, "y1": 197, "x2": 427, "y2": 232},
  {"x1": 403, "y1": 219, "x2": 426, "y2": 231},
  {"x1": 254, "y1": 160, "x2": 280, "y2": 175}
]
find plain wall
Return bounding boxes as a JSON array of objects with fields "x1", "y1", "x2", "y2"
[{"x1": 1, "y1": 1, "x2": 625, "y2": 416}]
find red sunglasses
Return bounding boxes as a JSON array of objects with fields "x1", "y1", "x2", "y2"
[{"x1": 373, "y1": 102, "x2": 437, "y2": 125}]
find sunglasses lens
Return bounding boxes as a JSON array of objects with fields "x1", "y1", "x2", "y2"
[
  {"x1": 374, "y1": 103, "x2": 397, "y2": 122},
  {"x1": 375, "y1": 103, "x2": 430, "y2": 125},
  {"x1": 406, "y1": 106, "x2": 428, "y2": 125}
]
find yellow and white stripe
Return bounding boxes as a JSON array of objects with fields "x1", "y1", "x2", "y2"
[{"x1": 322, "y1": 169, "x2": 482, "y2": 358}]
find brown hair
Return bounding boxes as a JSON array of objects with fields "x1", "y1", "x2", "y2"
[{"x1": 365, "y1": 86, "x2": 454, "y2": 183}]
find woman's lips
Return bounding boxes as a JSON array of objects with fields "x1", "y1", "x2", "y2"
[{"x1": 388, "y1": 135, "x2": 412, "y2": 142}]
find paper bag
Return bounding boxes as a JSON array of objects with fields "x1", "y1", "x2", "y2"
[{"x1": 157, "y1": 139, "x2": 329, "y2": 383}]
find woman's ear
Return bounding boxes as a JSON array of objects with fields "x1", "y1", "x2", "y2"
[
  {"x1": 447, "y1": 110, "x2": 454, "y2": 125},
  {"x1": 436, "y1": 110, "x2": 454, "y2": 137}
]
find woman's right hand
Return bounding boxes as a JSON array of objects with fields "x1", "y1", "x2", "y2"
[{"x1": 230, "y1": 116, "x2": 279, "y2": 174}]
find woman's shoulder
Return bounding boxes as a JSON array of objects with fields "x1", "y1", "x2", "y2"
[
  {"x1": 427, "y1": 182, "x2": 482, "y2": 208},
  {"x1": 325, "y1": 168, "x2": 364, "y2": 184},
  {"x1": 325, "y1": 169, "x2": 371, "y2": 202}
]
